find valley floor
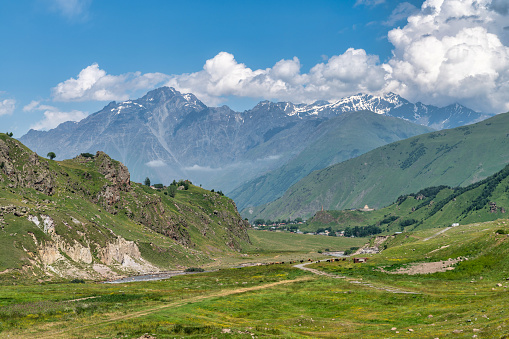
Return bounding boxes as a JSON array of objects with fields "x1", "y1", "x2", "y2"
[{"x1": 1, "y1": 221, "x2": 509, "y2": 338}]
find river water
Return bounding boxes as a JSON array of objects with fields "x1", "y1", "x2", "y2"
[{"x1": 104, "y1": 271, "x2": 201, "y2": 284}]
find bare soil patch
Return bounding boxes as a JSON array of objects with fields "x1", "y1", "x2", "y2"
[{"x1": 380, "y1": 258, "x2": 462, "y2": 275}]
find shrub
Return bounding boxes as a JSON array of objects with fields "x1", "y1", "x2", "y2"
[
  {"x1": 495, "y1": 229, "x2": 507, "y2": 235},
  {"x1": 344, "y1": 246, "x2": 360, "y2": 255},
  {"x1": 185, "y1": 267, "x2": 204, "y2": 272},
  {"x1": 80, "y1": 152, "x2": 95, "y2": 158},
  {"x1": 70, "y1": 278, "x2": 85, "y2": 284},
  {"x1": 400, "y1": 218, "x2": 418, "y2": 227}
]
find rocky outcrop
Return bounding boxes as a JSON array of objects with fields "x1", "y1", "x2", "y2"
[
  {"x1": 0, "y1": 138, "x2": 55, "y2": 195},
  {"x1": 98, "y1": 237, "x2": 141, "y2": 265},
  {"x1": 33, "y1": 219, "x2": 156, "y2": 279},
  {"x1": 94, "y1": 151, "x2": 130, "y2": 190}
]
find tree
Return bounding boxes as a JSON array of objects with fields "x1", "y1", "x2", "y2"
[
  {"x1": 168, "y1": 185, "x2": 177, "y2": 197},
  {"x1": 144, "y1": 177, "x2": 151, "y2": 186},
  {"x1": 47, "y1": 152, "x2": 56, "y2": 160}
]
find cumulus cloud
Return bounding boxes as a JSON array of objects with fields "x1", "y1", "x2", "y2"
[
  {"x1": 166, "y1": 0, "x2": 509, "y2": 112},
  {"x1": 166, "y1": 49, "x2": 387, "y2": 106},
  {"x1": 385, "y1": 0, "x2": 509, "y2": 112},
  {"x1": 0, "y1": 99, "x2": 16, "y2": 116},
  {"x1": 27, "y1": 102, "x2": 87, "y2": 131},
  {"x1": 52, "y1": 63, "x2": 169, "y2": 102},
  {"x1": 49, "y1": 1, "x2": 509, "y2": 114}
]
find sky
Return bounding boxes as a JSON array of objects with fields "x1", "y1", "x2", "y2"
[{"x1": 1, "y1": 0, "x2": 509, "y2": 137}]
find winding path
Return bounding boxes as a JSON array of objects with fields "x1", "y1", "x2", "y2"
[{"x1": 294, "y1": 261, "x2": 420, "y2": 294}]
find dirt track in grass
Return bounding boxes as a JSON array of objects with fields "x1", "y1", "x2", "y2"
[{"x1": 12, "y1": 276, "x2": 314, "y2": 339}]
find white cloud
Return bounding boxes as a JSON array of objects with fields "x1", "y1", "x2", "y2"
[
  {"x1": 0, "y1": 99, "x2": 16, "y2": 116},
  {"x1": 48, "y1": 0, "x2": 509, "y2": 114},
  {"x1": 146, "y1": 160, "x2": 167, "y2": 168},
  {"x1": 48, "y1": 0, "x2": 92, "y2": 21},
  {"x1": 184, "y1": 164, "x2": 219, "y2": 172},
  {"x1": 28, "y1": 103, "x2": 87, "y2": 131},
  {"x1": 385, "y1": 0, "x2": 509, "y2": 112},
  {"x1": 52, "y1": 63, "x2": 170, "y2": 102},
  {"x1": 23, "y1": 100, "x2": 41, "y2": 112},
  {"x1": 166, "y1": 49, "x2": 387, "y2": 106},
  {"x1": 355, "y1": 0, "x2": 385, "y2": 6}
]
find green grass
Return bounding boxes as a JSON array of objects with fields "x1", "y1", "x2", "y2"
[
  {"x1": 300, "y1": 165, "x2": 509, "y2": 235},
  {"x1": 245, "y1": 229, "x2": 365, "y2": 254},
  {"x1": 2, "y1": 220, "x2": 509, "y2": 338},
  {"x1": 249, "y1": 111, "x2": 509, "y2": 221}
]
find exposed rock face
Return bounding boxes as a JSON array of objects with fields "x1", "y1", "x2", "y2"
[
  {"x1": 98, "y1": 237, "x2": 142, "y2": 265},
  {"x1": 94, "y1": 151, "x2": 131, "y2": 190},
  {"x1": 30, "y1": 214, "x2": 156, "y2": 279},
  {"x1": 0, "y1": 138, "x2": 55, "y2": 195},
  {"x1": 38, "y1": 235, "x2": 93, "y2": 266}
]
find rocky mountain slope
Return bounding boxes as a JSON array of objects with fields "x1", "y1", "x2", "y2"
[
  {"x1": 20, "y1": 87, "x2": 487, "y2": 195},
  {"x1": 247, "y1": 111, "x2": 509, "y2": 221},
  {"x1": 0, "y1": 133, "x2": 250, "y2": 282}
]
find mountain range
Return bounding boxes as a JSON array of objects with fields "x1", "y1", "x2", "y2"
[
  {"x1": 247, "y1": 111, "x2": 509, "y2": 221},
  {"x1": 20, "y1": 87, "x2": 488, "y2": 199}
]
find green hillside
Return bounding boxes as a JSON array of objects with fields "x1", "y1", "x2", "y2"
[
  {"x1": 0, "y1": 133, "x2": 250, "y2": 282},
  {"x1": 247, "y1": 111, "x2": 509, "y2": 221},
  {"x1": 304, "y1": 163, "x2": 509, "y2": 236},
  {"x1": 231, "y1": 111, "x2": 432, "y2": 211}
]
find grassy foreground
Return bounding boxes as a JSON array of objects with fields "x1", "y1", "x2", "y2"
[{"x1": 1, "y1": 221, "x2": 509, "y2": 338}]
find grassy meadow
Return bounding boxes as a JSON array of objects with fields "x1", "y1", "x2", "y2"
[{"x1": 1, "y1": 222, "x2": 509, "y2": 338}]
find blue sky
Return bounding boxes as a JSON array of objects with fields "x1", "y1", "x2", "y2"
[{"x1": 1, "y1": 0, "x2": 509, "y2": 137}]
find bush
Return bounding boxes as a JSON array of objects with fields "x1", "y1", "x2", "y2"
[
  {"x1": 344, "y1": 247, "x2": 360, "y2": 255},
  {"x1": 495, "y1": 229, "x2": 507, "y2": 235},
  {"x1": 185, "y1": 267, "x2": 204, "y2": 272},
  {"x1": 400, "y1": 218, "x2": 418, "y2": 227},
  {"x1": 70, "y1": 278, "x2": 85, "y2": 284},
  {"x1": 80, "y1": 152, "x2": 95, "y2": 158}
]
